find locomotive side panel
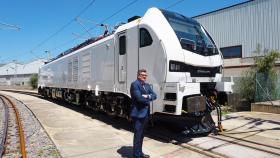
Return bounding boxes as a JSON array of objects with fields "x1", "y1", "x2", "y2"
[
  {"x1": 91, "y1": 39, "x2": 115, "y2": 92},
  {"x1": 125, "y1": 25, "x2": 140, "y2": 96},
  {"x1": 137, "y1": 24, "x2": 166, "y2": 113},
  {"x1": 79, "y1": 48, "x2": 92, "y2": 90}
]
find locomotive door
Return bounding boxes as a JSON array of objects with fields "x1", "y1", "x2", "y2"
[{"x1": 118, "y1": 33, "x2": 127, "y2": 85}]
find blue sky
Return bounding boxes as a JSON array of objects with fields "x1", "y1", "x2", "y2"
[{"x1": 0, "y1": 0, "x2": 247, "y2": 64}]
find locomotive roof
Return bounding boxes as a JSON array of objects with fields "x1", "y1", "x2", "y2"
[
  {"x1": 45, "y1": 34, "x2": 111, "y2": 64},
  {"x1": 45, "y1": 17, "x2": 141, "y2": 65}
]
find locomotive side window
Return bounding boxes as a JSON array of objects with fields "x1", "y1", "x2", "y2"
[
  {"x1": 119, "y1": 35, "x2": 126, "y2": 55},
  {"x1": 140, "y1": 28, "x2": 153, "y2": 47}
]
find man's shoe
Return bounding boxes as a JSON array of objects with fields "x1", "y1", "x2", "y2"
[{"x1": 141, "y1": 153, "x2": 150, "y2": 158}]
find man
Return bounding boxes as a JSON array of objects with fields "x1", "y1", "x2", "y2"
[{"x1": 130, "y1": 69, "x2": 157, "y2": 158}]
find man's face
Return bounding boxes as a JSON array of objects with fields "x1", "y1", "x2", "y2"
[{"x1": 138, "y1": 72, "x2": 147, "y2": 82}]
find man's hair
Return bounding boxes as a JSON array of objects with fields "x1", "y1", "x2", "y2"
[{"x1": 137, "y1": 69, "x2": 147, "y2": 76}]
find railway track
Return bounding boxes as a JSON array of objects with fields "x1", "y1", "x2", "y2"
[
  {"x1": 209, "y1": 132, "x2": 280, "y2": 157},
  {"x1": 0, "y1": 95, "x2": 8, "y2": 157},
  {"x1": 1, "y1": 89, "x2": 39, "y2": 97},
  {"x1": 0, "y1": 94, "x2": 27, "y2": 158},
  {"x1": 146, "y1": 124, "x2": 227, "y2": 158},
  {"x1": 150, "y1": 119, "x2": 280, "y2": 158},
  {"x1": 1, "y1": 89, "x2": 226, "y2": 158},
  {"x1": 151, "y1": 134, "x2": 226, "y2": 158},
  {"x1": 2, "y1": 89, "x2": 279, "y2": 158}
]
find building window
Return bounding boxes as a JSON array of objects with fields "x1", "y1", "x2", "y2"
[
  {"x1": 140, "y1": 28, "x2": 153, "y2": 47},
  {"x1": 220, "y1": 45, "x2": 242, "y2": 59},
  {"x1": 119, "y1": 35, "x2": 126, "y2": 55}
]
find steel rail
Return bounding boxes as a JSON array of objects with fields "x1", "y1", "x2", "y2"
[
  {"x1": 209, "y1": 133, "x2": 280, "y2": 157},
  {"x1": 1, "y1": 89, "x2": 39, "y2": 97},
  {"x1": 147, "y1": 128, "x2": 227, "y2": 158},
  {"x1": 0, "y1": 97, "x2": 9, "y2": 158},
  {"x1": 0, "y1": 94, "x2": 27, "y2": 158}
]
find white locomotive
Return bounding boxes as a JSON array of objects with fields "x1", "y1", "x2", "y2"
[{"x1": 38, "y1": 8, "x2": 232, "y2": 133}]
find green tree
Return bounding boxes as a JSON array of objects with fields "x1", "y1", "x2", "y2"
[
  {"x1": 237, "y1": 45, "x2": 280, "y2": 103},
  {"x1": 255, "y1": 49, "x2": 279, "y2": 73},
  {"x1": 238, "y1": 70, "x2": 256, "y2": 102},
  {"x1": 29, "y1": 74, "x2": 38, "y2": 89}
]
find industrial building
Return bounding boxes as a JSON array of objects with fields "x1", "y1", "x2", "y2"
[
  {"x1": 0, "y1": 59, "x2": 45, "y2": 87},
  {"x1": 193, "y1": 0, "x2": 280, "y2": 78}
]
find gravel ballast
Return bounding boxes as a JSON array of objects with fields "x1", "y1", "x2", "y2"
[{"x1": 1, "y1": 95, "x2": 61, "y2": 158}]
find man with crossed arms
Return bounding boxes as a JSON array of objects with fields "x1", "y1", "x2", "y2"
[{"x1": 130, "y1": 69, "x2": 157, "y2": 158}]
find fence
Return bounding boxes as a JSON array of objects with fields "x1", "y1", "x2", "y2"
[{"x1": 255, "y1": 73, "x2": 280, "y2": 102}]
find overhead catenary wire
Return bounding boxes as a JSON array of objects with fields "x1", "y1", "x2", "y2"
[
  {"x1": 166, "y1": 0, "x2": 185, "y2": 9},
  {"x1": 30, "y1": 0, "x2": 96, "y2": 52},
  {"x1": 69, "y1": 0, "x2": 139, "y2": 40},
  {"x1": 75, "y1": 17, "x2": 112, "y2": 33},
  {"x1": 44, "y1": 0, "x2": 139, "y2": 58},
  {"x1": 88, "y1": 0, "x2": 139, "y2": 33},
  {"x1": 49, "y1": 18, "x2": 106, "y2": 54},
  {"x1": 0, "y1": 22, "x2": 21, "y2": 30},
  {"x1": 1, "y1": 0, "x2": 96, "y2": 63},
  {"x1": 75, "y1": 17, "x2": 92, "y2": 37},
  {"x1": 100, "y1": 0, "x2": 138, "y2": 24}
]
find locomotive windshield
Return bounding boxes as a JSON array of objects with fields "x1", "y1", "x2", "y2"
[{"x1": 161, "y1": 9, "x2": 218, "y2": 56}]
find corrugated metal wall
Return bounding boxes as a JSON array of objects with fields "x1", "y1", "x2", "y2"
[{"x1": 194, "y1": 0, "x2": 280, "y2": 58}]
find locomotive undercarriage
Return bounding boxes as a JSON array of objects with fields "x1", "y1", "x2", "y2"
[
  {"x1": 39, "y1": 87, "x2": 131, "y2": 118},
  {"x1": 39, "y1": 85, "x2": 222, "y2": 135},
  {"x1": 84, "y1": 93, "x2": 131, "y2": 118}
]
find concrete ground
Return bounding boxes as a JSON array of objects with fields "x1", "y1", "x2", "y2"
[
  {"x1": 0, "y1": 91, "x2": 209, "y2": 158},
  {"x1": 188, "y1": 111, "x2": 280, "y2": 158},
  {"x1": 1, "y1": 90, "x2": 280, "y2": 158}
]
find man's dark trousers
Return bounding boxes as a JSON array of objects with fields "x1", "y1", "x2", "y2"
[{"x1": 132, "y1": 115, "x2": 149, "y2": 157}]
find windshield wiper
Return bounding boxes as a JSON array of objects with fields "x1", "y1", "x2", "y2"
[
  {"x1": 180, "y1": 38, "x2": 196, "y2": 51},
  {"x1": 206, "y1": 44, "x2": 217, "y2": 54}
]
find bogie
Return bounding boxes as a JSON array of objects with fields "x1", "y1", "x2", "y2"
[{"x1": 39, "y1": 87, "x2": 131, "y2": 119}]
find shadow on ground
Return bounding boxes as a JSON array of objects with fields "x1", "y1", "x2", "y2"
[{"x1": 117, "y1": 146, "x2": 133, "y2": 158}]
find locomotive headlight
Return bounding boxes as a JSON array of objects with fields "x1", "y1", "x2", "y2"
[
  {"x1": 169, "y1": 61, "x2": 184, "y2": 72},
  {"x1": 170, "y1": 63, "x2": 180, "y2": 71}
]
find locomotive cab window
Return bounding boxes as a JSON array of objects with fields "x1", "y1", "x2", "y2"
[
  {"x1": 119, "y1": 35, "x2": 126, "y2": 55},
  {"x1": 140, "y1": 28, "x2": 153, "y2": 47}
]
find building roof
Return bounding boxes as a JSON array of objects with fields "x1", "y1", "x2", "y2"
[
  {"x1": 192, "y1": 0, "x2": 254, "y2": 18},
  {"x1": 0, "y1": 59, "x2": 46, "y2": 76}
]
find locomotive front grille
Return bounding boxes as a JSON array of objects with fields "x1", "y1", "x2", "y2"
[
  {"x1": 182, "y1": 96, "x2": 206, "y2": 113},
  {"x1": 164, "y1": 104, "x2": 176, "y2": 113}
]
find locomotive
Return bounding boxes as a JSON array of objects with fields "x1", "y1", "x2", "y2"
[{"x1": 38, "y1": 8, "x2": 232, "y2": 134}]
